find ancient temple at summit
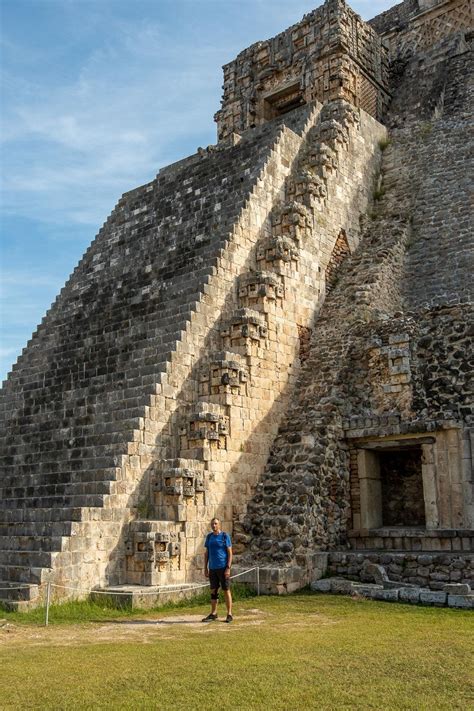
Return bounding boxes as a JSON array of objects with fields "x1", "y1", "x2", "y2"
[{"x1": 0, "y1": 0, "x2": 472, "y2": 609}]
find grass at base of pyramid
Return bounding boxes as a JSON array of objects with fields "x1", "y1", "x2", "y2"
[{"x1": 1, "y1": 592, "x2": 472, "y2": 710}]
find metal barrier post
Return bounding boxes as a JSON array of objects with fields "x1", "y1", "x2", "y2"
[
  {"x1": 45, "y1": 580, "x2": 52, "y2": 626},
  {"x1": 256, "y1": 567, "x2": 260, "y2": 596}
]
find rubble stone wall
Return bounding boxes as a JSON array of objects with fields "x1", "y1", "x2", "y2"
[
  {"x1": 328, "y1": 550, "x2": 474, "y2": 590},
  {"x1": 238, "y1": 34, "x2": 473, "y2": 574}
]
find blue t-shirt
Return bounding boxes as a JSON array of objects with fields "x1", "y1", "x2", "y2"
[{"x1": 205, "y1": 531, "x2": 232, "y2": 570}]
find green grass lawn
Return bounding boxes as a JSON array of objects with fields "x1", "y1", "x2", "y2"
[{"x1": 1, "y1": 593, "x2": 472, "y2": 710}]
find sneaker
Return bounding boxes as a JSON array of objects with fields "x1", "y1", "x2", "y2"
[
  {"x1": 201, "y1": 613, "x2": 217, "y2": 622},
  {"x1": 225, "y1": 614, "x2": 233, "y2": 623}
]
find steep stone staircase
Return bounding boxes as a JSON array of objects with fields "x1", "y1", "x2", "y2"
[
  {"x1": 118, "y1": 100, "x2": 386, "y2": 589},
  {"x1": 0, "y1": 106, "x2": 315, "y2": 608},
  {"x1": 0, "y1": 96, "x2": 385, "y2": 607}
]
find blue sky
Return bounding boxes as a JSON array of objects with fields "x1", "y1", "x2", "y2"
[{"x1": 0, "y1": 0, "x2": 394, "y2": 382}]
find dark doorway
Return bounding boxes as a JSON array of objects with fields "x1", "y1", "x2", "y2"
[
  {"x1": 380, "y1": 447, "x2": 425, "y2": 526},
  {"x1": 263, "y1": 83, "x2": 306, "y2": 121}
]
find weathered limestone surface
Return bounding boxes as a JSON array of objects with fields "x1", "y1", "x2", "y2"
[
  {"x1": 0, "y1": 90, "x2": 385, "y2": 605},
  {"x1": 0, "y1": 0, "x2": 472, "y2": 606}
]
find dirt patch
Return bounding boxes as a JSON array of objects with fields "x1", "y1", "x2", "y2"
[
  {"x1": 0, "y1": 611, "x2": 267, "y2": 648},
  {"x1": 0, "y1": 607, "x2": 336, "y2": 648}
]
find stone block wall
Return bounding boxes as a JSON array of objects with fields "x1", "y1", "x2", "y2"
[
  {"x1": 369, "y1": 0, "x2": 420, "y2": 35},
  {"x1": 347, "y1": 422, "x2": 472, "y2": 533},
  {"x1": 121, "y1": 106, "x2": 322, "y2": 587},
  {"x1": 215, "y1": 0, "x2": 390, "y2": 141}
]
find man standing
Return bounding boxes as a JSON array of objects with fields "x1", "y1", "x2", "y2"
[{"x1": 202, "y1": 517, "x2": 233, "y2": 623}]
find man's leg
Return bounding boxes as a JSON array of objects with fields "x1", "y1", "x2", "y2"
[
  {"x1": 224, "y1": 588, "x2": 232, "y2": 615},
  {"x1": 210, "y1": 589, "x2": 219, "y2": 615},
  {"x1": 222, "y1": 570, "x2": 233, "y2": 621},
  {"x1": 202, "y1": 571, "x2": 220, "y2": 621}
]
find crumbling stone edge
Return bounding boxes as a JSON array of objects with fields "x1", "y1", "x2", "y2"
[
  {"x1": 310, "y1": 577, "x2": 474, "y2": 609},
  {"x1": 234, "y1": 554, "x2": 474, "y2": 609}
]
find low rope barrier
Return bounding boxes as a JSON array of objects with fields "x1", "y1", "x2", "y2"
[
  {"x1": 49, "y1": 581, "x2": 209, "y2": 594},
  {"x1": 39, "y1": 566, "x2": 260, "y2": 625},
  {"x1": 46, "y1": 567, "x2": 258, "y2": 596}
]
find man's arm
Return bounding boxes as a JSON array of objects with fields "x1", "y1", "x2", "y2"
[
  {"x1": 204, "y1": 548, "x2": 209, "y2": 577},
  {"x1": 225, "y1": 546, "x2": 233, "y2": 578}
]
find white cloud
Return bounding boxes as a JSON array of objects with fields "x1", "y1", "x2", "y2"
[{"x1": 1, "y1": 14, "x2": 223, "y2": 230}]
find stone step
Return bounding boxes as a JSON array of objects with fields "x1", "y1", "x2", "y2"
[
  {"x1": 0, "y1": 468, "x2": 116, "y2": 487},
  {"x1": 0, "y1": 598, "x2": 35, "y2": 612},
  {"x1": 0, "y1": 494, "x2": 104, "y2": 510},
  {"x1": 0, "y1": 480, "x2": 112, "y2": 500},
  {"x1": 0, "y1": 365, "x2": 168, "y2": 410},
  {"x1": 90, "y1": 584, "x2": 198, "y2": 610},
  {"x1": 0, "y1": 521, "x2": 72, "y2": 537},
  {"x1": 0, "y1": 507, "x2": 85, "y2": 524},
  {"x1": 0, "y1": 468, "x2": 122, "y2": 490},
  {"x1": 0, "y1": 365, "x2": 168, "y2": 408},
  {"x1": 0, "y1": 426, "x2": 143, "y2": 455},
  {"x1": 328, "y1": 549, "x2": 474, "y2": 592},
  {"x1": 310, "y1": 577, "x2": 474, "y2": 608},
  {"x1": 0, "y1": 535, "x2": 64, "y2": 552},
  {"x1": 4, "y1": 306, "x2": 199, "y2": 370},
  {"x1": 0, "y1": 410, "x2": 147, "y2": 440},
  {"x1": 0, "y1": 581, "x2": 40, "y2": 605},
  {"x1": 0, "y1": 549, "x2": 54, "y2": 568},
  {"x1": 0, "y1": 564, "x2": 49, "y2": 584},
  {"x1": 0, "y1": 351, "x2": 169, "y2": 391},
  {"x1": 349, "y1": 528, "x2": 474, "y2": 553}
]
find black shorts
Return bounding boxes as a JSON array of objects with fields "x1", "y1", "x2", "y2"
[{"x1": 209, "y1": 568, "x2": 230, "y2": 592}]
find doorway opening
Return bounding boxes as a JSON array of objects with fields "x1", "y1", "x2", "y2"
[
  {"x1": 379, "y1": 447, "x2": 425, "y2": 527},
  {"x1": 355, "y1": 438, "x2": 432, "y2": 531},
  {"x1": 263, "y1": 83, "x2": 306, "y2": 121}
]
